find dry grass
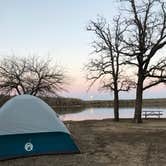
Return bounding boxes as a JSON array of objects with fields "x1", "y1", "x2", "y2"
[{"x1": 1, "y1": 119, "x2": 166, "y2": 165}]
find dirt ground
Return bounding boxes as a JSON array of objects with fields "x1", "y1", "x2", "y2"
[{"x1": 1, "y1": 119, "x2": 166, "y2": 166}]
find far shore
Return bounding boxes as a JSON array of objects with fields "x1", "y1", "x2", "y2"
[
  {"x1": 1, "y1": 95, "x2": 166, "y2": 109},
  {"x1": 43, "y1": 97, "x2": 166, "y2": 108}
]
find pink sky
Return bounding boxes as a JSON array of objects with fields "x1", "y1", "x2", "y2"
[{"x1": 0, "y1": 0, "x2": 166, "y2": 100}]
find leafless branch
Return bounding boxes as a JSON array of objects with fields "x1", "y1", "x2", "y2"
[{"x1": 0, "y1": 56, "x2": 67, "y2": 96}]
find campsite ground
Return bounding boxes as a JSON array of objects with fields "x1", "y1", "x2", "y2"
[{"x1": 1, "y1": 119, "x2": 166, "y2": 166}]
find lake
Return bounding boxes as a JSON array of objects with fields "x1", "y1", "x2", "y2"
[{"x1": 60, "y1": 107, "x2": 166, "y2": 121}]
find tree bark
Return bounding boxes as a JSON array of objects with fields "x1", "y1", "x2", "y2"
[
  {"x1": 114, "y1": 89, "x2": 119, "y2": 121},
  {"x1": 134, "y1": 76, "x2": 143, "y2": 123},
  {"x1": 15, "y1": 87, "x2": 21, "y2": 95}
]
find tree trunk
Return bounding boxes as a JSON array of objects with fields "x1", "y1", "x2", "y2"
[
  {"x1": 114, "y1": 89, "x2": 119, "y2": 121},
  {"x1": 15, "y1": 87, "x2": 21, "y2": 95},
  {"x1": 134, "y1": 76, "x2": 143, "y2": 123}
]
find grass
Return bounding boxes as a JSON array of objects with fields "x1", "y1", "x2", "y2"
[{"x1": 1, "y1": 119, "x2": 166, "y2": 165}]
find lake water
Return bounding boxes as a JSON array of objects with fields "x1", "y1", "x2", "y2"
[{"x1": 60, "y1": 107, "x2": 166, "y2": 121}]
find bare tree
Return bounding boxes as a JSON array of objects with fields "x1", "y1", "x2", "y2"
[
  {"x1": 0, "y1": 56, "x2": 67, "y2": 96},
  {"x1": 119, "y1": 0, "x2": 166, "y2": 123},
  {"x1": 85, "y1": 16, "x2": 135, "y2": 121}
]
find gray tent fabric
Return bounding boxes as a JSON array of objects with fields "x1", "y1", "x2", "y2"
[
  {"x1": 0, "y1": 95, "x2": 69, "y2": 135},
  {"x1": 0, "y1": 94, "x2": 80, "y2": 160}
]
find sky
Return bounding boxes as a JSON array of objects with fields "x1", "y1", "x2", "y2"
[{"x1": 0, "y1": 0, "x2": 165, "y2": 100}]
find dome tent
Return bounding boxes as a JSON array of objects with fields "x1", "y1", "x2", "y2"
[{"x1": 0, "y1": 95, "x2": 79, "y2": 160}]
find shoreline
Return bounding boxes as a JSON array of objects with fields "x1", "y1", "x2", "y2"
[
  {"x1": 62, "y1": 118, "x2": 166, "y2": 122},
  {"x1": 1, "y1": 95, "x2": 166, "y2": 109}
]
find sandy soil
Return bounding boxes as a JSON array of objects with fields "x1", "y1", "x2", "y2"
[{"x1": 1, "y1": 119, "x2": 166, "y2": 166}]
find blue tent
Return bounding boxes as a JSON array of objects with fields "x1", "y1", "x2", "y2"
[{"x1": 0, "y1": 95, "x2": 79, "y2": 160}]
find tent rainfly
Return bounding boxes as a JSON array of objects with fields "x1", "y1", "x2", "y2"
[{"x1": 0, "y1": 95, "x2": 79, "y2": 160}]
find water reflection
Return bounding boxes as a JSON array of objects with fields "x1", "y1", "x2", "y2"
[
  {"x1": 60, "y1": 107, "x2": 166, "y2": 121},
  {"x1": 89, "y1": 108, "x2": 94, "y2": 113}
]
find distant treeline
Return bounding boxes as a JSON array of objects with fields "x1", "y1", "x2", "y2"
[
  {"x1": 83, "y1": 99, "x2": 166, "y2": 108},
  {"x1": 0, "y1": 95, "x2": 166, "y2": 109},
  {"x1": 42, "y1": 97, "x2": 166, "y2": 108}
]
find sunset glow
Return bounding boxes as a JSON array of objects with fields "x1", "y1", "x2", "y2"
[{"x1": 0, "y1": 0, "x2": 165, "y2": 100}]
